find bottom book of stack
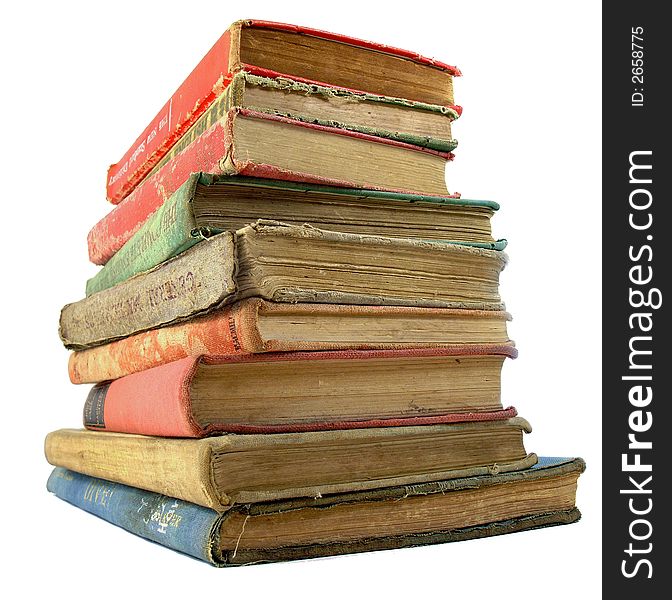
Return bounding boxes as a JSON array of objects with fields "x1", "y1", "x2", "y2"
[{"x1": 47, "y1": 456, "x2": 585, "y2": 566}]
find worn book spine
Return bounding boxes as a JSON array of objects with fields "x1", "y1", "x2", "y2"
[
  {"x1": 46, "y1": 467, "x2": 223, "y2": 564},
  {"x1": 69, "y1": 298, "x2": 261, "y2": 383},
  {"x1": 77, "y1": 345, "x2": 518, "y2": 436},
  {"x1": 91, "y1": 120, "x2": 230, "y2": 265},
  {"x1": 47, "y1": 458, "x2": 584, "y2": 566},
  {"x1": 68, "y1": 299, "x2": 513, "y2": 384},
  {"x1": 91, "y1": 106, "x2": 459, "y2": 266},
  {"x1": 106, "y1": 24, "x2": 238, "y2": 205},
  {"x1": 65, "y1": 223, "x2": 508, "y2": 350},
  {"x1": 86, "y1": 174, "x2": 212, "y2": 296},
  {"x1": 106, "y1": 19, "x2": 461, "y2": 204},
  {"x1": 45, "y1": 422, "x2": 535, "y2": 512},
  {"x1": 85, "y1": 381, "x2": 517, "y2": 434},
  {"x1": 45, "y1": 430, "x2": 226, "y2": 510},
  {"x1": 61, "y1": 232, "x2": 236, "y2": 350}
]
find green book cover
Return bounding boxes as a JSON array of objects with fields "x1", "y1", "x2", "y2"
[
  {"x1": 85, "y1": 175, "x2": 216, "y2": 297},
  {"x1": 86, "y1": 174, "x2": 505, "y2": 297}
]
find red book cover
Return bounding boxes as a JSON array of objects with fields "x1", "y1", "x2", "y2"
[
  {"x1": 89, "y1": 109, "x2": 457, "y2": 265},
  {"x1": 106, "y1": 20, "x2": 460, "y2": 204},
  {"x1": 83, "y1": 346, "x2": 517, "y2": 437}
]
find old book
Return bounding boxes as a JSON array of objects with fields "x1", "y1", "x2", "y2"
[
  {"x1": 86, "y1": 173, "x2": 502, "y2": 296},
  {"x1": 76, "y1": 346, "x2": 517, "y2": 433},
  {"x1": 44, "y1": 418, "x2": 535, "y2": 511},
  {"x1": 107, "y1": 19, "x2": 460, "y2": 204},
  {"x1": 61, "y1": 222, "x2": 508, "y2": 350},
  {"x1": 188, "y1": 72, "x2": 458, "y2": 152},
  {"x1": 213, "y1": 109, "x2": 453, "y2": 195},
  {"x1": 185, "y1": 108, "x2": 452, "y2": 194},
  {"x1": 46, "y1": 457, "x2": 584, "y2": 566},
  {"x1": 145, "y1": 73, "x2": 458, "y2": 198},
  {"x1": 146, "y1": 73, "x2": 458, "y2": 181},
  {"x1": 89, "y1": 101, "x2": 461, "y2": 266},
  {"x1": 68, "y1": 299, "x2": 513, "y2": 383}
]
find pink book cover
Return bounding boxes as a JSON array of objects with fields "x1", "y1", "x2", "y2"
[{"x1": 83, "y1": 346, "x2": 517, "y2": 437}]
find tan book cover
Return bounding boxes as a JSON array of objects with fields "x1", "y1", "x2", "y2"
[
  {"x1": 45, "y1": 418, "x2": 535, "y2": 512},
  {"x1": 60, "y1": 221, "x2": 508, "y2": 350}
]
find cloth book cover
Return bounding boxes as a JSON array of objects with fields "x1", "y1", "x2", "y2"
[
  {"x1": 106, "y1": 19, "x2": 460, "y2": 204},
  {"x1": 87, "y1": 172, "x2": 503, "y2": 293},
  {"x1": 92, "y1": 107, "x2": 459, "y2": 265},
  {"x1": 75, "y1": 346, "x2": 518, "y2": 435},
  {"x1": 67, "y1": 298, "x2": 513, "y2": 383},
  {"x1": 60, "y1": 222, "x2": 509, "y2": 350},
  {"x1": 46, "y1": 457, "x2": 585, "y2": 566},
  {"x1": 44, "y1": 418, "x2": 535, "y2": 511}
]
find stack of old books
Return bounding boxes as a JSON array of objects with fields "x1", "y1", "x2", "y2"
[{"x1": 45, "y1": 20, "x2": 584, "y2": 566}]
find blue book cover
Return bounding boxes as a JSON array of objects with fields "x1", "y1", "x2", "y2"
[
  {"x1": 47, "y1": 456, "x2": 584, "y2": 566},
  {"x1": 47, "y1": 468, "x2": 223, "y2": 564}
]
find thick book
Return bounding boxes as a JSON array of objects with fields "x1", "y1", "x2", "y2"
[
  {"x1": 75, "y1": 346, "x2": 517, "y2": 433},
  {"x1": 46, "y1": 457, "x2": 584, "y2": 566},
  {"x1": 61, "y1": 222, "x2": 508, "y2": 350},
  {"x1": 86, "y1": 173, "x2": 502, "y2": 296},
  {"x1": 44, "y1": 418, "x2": 535, "y2": 511},
  {"x1": 68, "y1": 299, "x2": 513, "y2": 383},
  {"x1": 106, "y1": 19, "x2": 460, "y2": 204}
]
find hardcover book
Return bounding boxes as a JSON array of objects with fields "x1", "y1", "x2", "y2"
[
  {"x1": 91, "y1": 108, "x2": 460, "y2": 266},
  {"x1": 46, "y1": 457, "x2": 584, "y2": 566},
  {"x1": 75, "y1": 346, "x2": 517, "y2": 433},
  {"x1": 61, "y1": 222, "x2": 508, "y2": 350},
  {"x1": 201, "y1": 108, "x2": 454, "y2": 194},
  {"x1": 106, "y1": 19, "x2": 460, "y2": 204},
  {"x1": 183, "y1": 71, "x2": 459, "y2": 152},
  {"x1": 68, "y1": 299, "x2": 513, "y2": 383},
  {"x1": 86, "y1": 173, "x2": 502, "y2": 295},
  {"x1": 44, "y1": 418, "x2": 535, "y2": 511}
]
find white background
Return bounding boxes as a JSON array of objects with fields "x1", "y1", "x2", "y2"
[{"x1": 1, "y1": 1, "x2": 601, "y2": 597}]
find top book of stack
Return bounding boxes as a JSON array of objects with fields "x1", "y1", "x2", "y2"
[{"x1": 105, "y1": 19, "x2": 461, "y2": 205}]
